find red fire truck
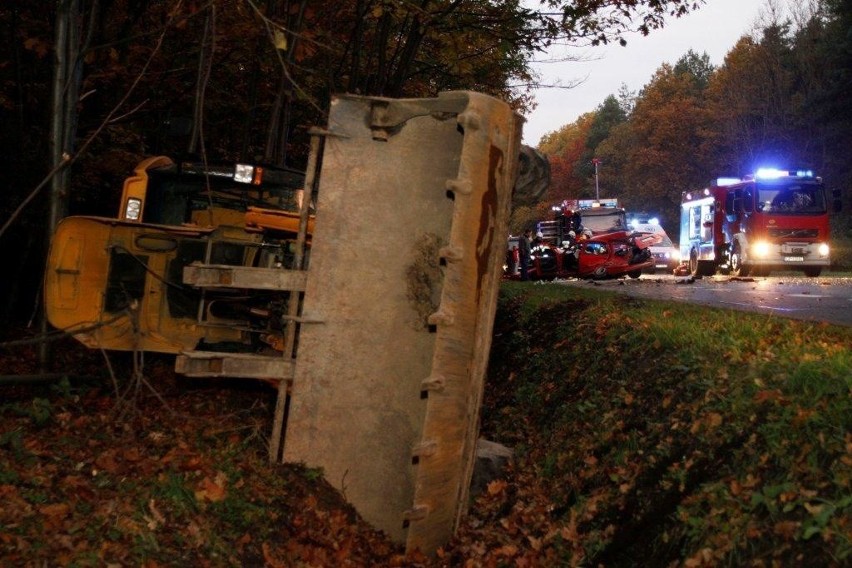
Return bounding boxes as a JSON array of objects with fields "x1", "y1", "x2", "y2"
[{"x1": 679, "y1": 168, "x2": 840, "y2": 277}]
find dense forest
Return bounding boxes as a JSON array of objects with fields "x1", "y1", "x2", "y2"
[
  {"x1": 528, "y1": 0, "x2": 852, "y2": 243},
  {"x1": 0, "y1": 0, "x2": 706, "y2": 324},
  {"x1": 2, "y1": 0, "x2": 851, "y2": 325}
]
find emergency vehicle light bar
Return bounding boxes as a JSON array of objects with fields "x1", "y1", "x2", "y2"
[{"x1": 754, "y1": 168, "x2": 814, "y2": 180}]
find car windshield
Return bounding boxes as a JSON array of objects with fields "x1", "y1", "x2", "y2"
[
  {"x1": 756, "y1": 181, "x2": 826, "y2": 214},
  {"x1": 582, "y1": 211, "x2": 625, "y2": 232}
]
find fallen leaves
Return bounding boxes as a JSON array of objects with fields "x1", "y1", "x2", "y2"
[
  {"x1": 145, "y1": 499, "x2": 167, "y2": 530},
  {"x1": 0, "y1": 342, "x2": 406, "y2": 566},
  {"x1": 689, "y1": 411, "x2": 724, "y2": 434},
  {"x1": 195, "y1": 472, "x2": 228, "y2": 503}
]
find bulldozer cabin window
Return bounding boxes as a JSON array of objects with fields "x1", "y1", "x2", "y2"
[
  {"x1": 105, "y1": 249, "x2": 149, "y2": 313},
  {"x1": 144, "y1": 168, "x2": 309, "y2": 227}
]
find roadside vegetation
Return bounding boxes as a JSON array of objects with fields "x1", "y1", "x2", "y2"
[
  {"x1": 460, "y1": 282, "x2": 851, "y2": 566},
  {"x1": 1, "y1": 282, "x2": 850, "y2": 566},
  {"x1": 0, "y1": 346, "x2": 408, "y2": 566}
]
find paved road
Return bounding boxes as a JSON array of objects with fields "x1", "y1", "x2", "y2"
[{"x1": 556, "y1": 273, "x2": 852, "y2": 327}]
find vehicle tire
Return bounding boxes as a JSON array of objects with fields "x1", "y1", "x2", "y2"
[
  {"x1": 538, "y1": 249, "x2": 557, "y2": 270},
  {"x1": 803, "y1": 267, "x2": 822, "y2": 277},
  {"x1": 729, "y1": 244, "x2": 750, "y2": 277},
  {"x1": 628, "y1": 270, "x2": 641, "y2": 279},
  {"x1": 689, "y1": 250, "x2": 699, "y2": 276}
]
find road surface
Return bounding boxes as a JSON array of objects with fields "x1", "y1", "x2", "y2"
[{"x1": 555, "y1": 273, "x2": 852, "y2": 327}]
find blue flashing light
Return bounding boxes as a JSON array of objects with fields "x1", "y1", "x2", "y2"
[
  {"x1": 755, "y1": 168, "x2": 786, "y2": 179},
  {"x1": 648, "y1": 217, "x2": 659, "y2": 225},
  {"x1": 754, "y1": 168, "x2": 816, "y2": 180}
]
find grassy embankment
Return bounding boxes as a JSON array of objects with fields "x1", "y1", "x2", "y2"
[
  {"x1": 455, "y1": 282, "x2": 851, "y2": 566},
  {"x1": 0, "y1": 281, "x2": 850, "y2": 566}
]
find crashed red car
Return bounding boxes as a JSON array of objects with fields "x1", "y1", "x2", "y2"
[{"x1": 506, "y1": 230, "x2": 661, "y2": 281}]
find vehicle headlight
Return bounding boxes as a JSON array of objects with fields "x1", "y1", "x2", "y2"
[
  {"x1": 818, "y1": 243, "x2": 830, "y2": 257},
  {"x1": 234, "y1": 164, "x2": 254, "y2": 184},
  {"x1": 124, "y1": 197, "x2": 142, "y2": 220},
  {"x1": 752, "y1": 241, "x2": 771, "y2": 258},
  {"x1": 671, "y1": 250, "x2": 681, "y2": 261}
]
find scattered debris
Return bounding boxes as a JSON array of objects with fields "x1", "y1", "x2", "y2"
[{"x1": 470, "y1": 439, "x2": 513, "y2": 498}]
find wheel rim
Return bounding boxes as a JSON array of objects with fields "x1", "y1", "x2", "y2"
[{"x1": 731, "y1": 250, "x2": 740, "y2": 273}]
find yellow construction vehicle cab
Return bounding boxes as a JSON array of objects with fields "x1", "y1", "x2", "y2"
[{"x1": 45, "y1": 157, "x2": 311, "y2": 354}]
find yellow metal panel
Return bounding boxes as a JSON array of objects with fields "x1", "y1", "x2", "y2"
[
  {"x1": 119, "y1": 156, "x2": 174, "y2": 221},
  {"x1": 45, "y1": 217, "x2": 110, "y2": 332},
  {"x1": 45, "y1": 216, "x2": 246, "y2": 353}
]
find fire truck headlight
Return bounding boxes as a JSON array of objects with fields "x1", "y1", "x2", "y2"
[
  {"x1": 818, "y1": 243, "x2": 830, "y2": 257},
  {"x1": 752, "y1": 241, "x2": 771, "y2": 258},
  {"x1": 124, "y1": 198, "x2": 142, "y2": 220}
]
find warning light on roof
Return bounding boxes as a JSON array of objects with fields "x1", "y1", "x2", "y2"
[
  {"x1": 755, "y1": 168, "x2": 788, "y2": 179},
  {"x1": 754, "y1": 168, "x2": 816, "y2": 180}
]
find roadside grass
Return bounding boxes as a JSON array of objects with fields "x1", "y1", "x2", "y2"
[
  {"x1": 461, "y1": 282, "x2": 852, "y2": 566},
  {"x1": 2, "y1": 288, "x2": 850, "y2": 566}
]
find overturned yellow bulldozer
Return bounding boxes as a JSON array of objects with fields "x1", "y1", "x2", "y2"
[{"x1": 44, "y1": 91, "x2": 543, "y2": 553}]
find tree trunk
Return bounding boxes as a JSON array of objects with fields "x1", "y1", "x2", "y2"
[{"x1": 44, "y1": 0, "x2": 82, "y2": 368}]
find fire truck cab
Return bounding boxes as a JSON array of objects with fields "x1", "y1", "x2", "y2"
[{"x1": 680, "y1": 168, "x2": 837, "y2": 277}]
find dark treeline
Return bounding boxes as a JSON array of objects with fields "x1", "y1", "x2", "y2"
[
  {"x1": 533, "y1": 0, "x2": 852, "y2": 249},
  {"x1": 1, "y1": 0, "x2": 544, "y2": 323},
  {"x1": 0, "y1": 0, "x2": 788, "y2": 324}
]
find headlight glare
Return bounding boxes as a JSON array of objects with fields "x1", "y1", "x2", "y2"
[
  {"x1": 752, "y1": 241, "x2": 771, "y2": 258},
  {"x1": 818, "y1": 243, "x2": 830, "y2": 256}
]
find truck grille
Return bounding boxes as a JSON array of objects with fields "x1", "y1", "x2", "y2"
[{"x1": 768, "y1": 228, "x2": 818, "y2": 239}]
